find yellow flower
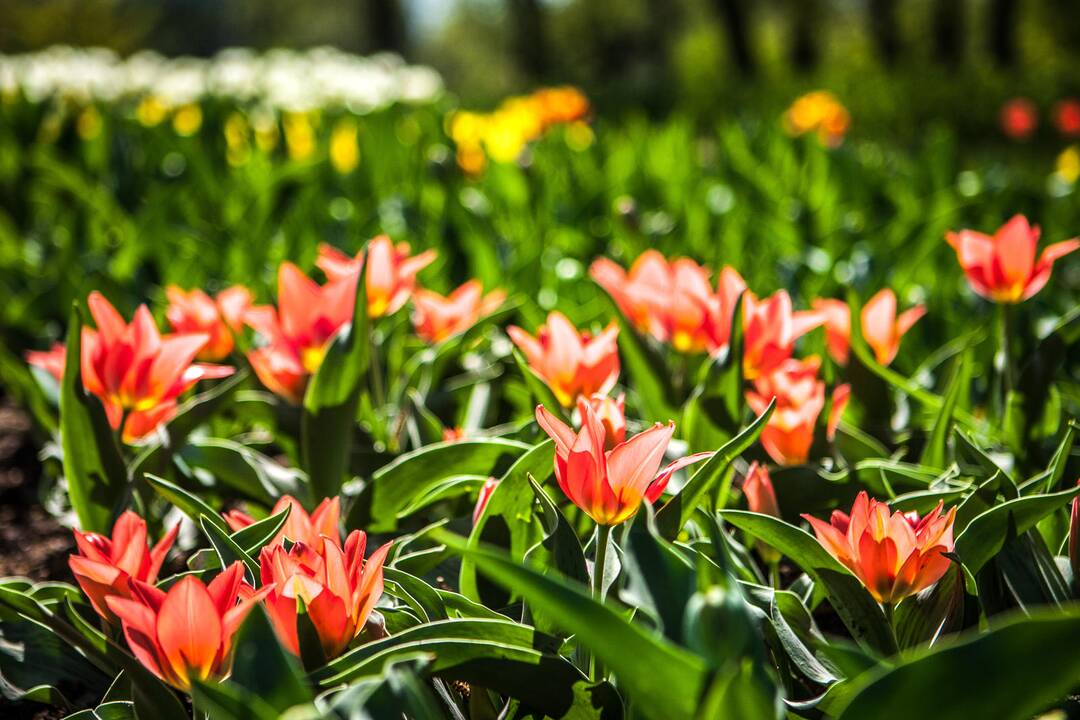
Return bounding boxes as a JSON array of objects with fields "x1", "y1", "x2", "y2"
[
  {"x1": 224, "y1": 112, "x2": 251, "y2": 167},
  {"x1": 783, "y1": 90, "x2": 849, "y2": 147},
  {"x1": 76, "y1": 106, "x2": 103, "y2": 141},
  {"x1": 1056, "y1": 145, "x2": 1080, "y2": 184},
  {"x1": 329, "y1": 118, "x2": 360, "y2": 174},
  {"x1": 136, "y1": 96, "x2": 168, "y2": 127},
  {"x1": 284, "y1": 112, "x2": 315, "y2": 161},
  {"x1": 172, "y1": 104, "x2": 203, "y2": 137}
]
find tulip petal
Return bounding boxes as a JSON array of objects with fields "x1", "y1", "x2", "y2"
[{"x1": 156, "y1": 575, "x2": 223, "y2": 686}]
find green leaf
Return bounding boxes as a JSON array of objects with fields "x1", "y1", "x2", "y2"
[
  {"x1": 60, "y1": 304, "x2": 127, "y2": 533},
  {"x1": 145, "y1": 473, "x2": 230, "y2": 534},
  {"x1": 954, "y1": 484, "x2": 1080, "y2": 575},
  {"x1": 302, "y1": 257, "x2": 370, "y2": 500},
  {"x1": 918, "y1": 353, "x2": 965, "y2": 469},
  {"x1": 619, "y1": 505, "x2": 695, "y2": 642},
  {"x1": 834, "y1": 611, "x2": 1080, "y2": 720},
  {"x1": 228, "y1": 606, "x2": 311, "y2": 712},
  {"x1": 657, "y1": 399, "x2": 774, "y2": 538},
  {"x1": 719, "y1": 510, "x2": 896, "y2": 655},
  {"x1": 189, "y1": 678, "x2": 280, "y2": 720},
  {"x1": 199, "y1": 515, "x2": 260, "y2": 583},
  {"x1": 682, "y1": 292, "x2": 744, "y2": 454},
  {"x1": 611, "y1": 310, "x2": 679, "y2": 422},
  {"x1": 526, "y1": 473, "x2": 589, "y2": 586},
  {"x1": 347, "y1": 438, "x2": 531, "y2": 532},
  {"x1": 436, "y1": 531, "x2": 709, "y2": 720}
]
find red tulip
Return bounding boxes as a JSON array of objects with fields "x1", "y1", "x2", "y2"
[
  {"x1": 224, "y1": 495, "x2": 340, "y2": 547},
  {"x1": 106, "y1": 562, "x2": 270, "y2": 690},
  {"x1": 589, "y1": 252, "x2": 745, "y2": 354},
  {"x1": 999, "y1": 98, "x2": 1038, "y2": 140},
  {"x1": 26, "y1": 342, "x2": 66, "y2": 382},
  {"x1": 411, "y1": 279, "x2": 505, "y2": 344},
  {"x1": 508, "y1": 311, "x2": 620, "y2": 407},
  {"x1": 81, "y1": 292, "x2": 234, "y2": 442},
  {"x1": 535, "y1": 399, "x2": 711, "y2": 525},
  {"x1": 165, "y1": 285, "x2": 252, "y2": 361},
  {"x1": 946, "y1": 215, "x2": 1079, "y2": 303},
  {"x1": 743, "y1": 462, "x2": 779, "y2": 517},
  {"x1": 746, "y1": 357, "x2": 824, "y2": 466},
  {"x1": 1054, "y1": 99, "x2": 1080, "y2": 138},
  {"x1": 69, "y1": 511, "x2": 179, "y2": 622},
  {"x1": 259, "y1": 532, "x2": 391, "y2": 659},
  {"x1": 244, "y1": 263, "x2": 356, "y2": 403},
  {"x1": 814, "y1": 290, "x2": 925, "y2": 366},
  {"x1": 316, "y1": 236, "x2": 436, "y2": 318},
  {"x1": 1069, "y1": 481, "x2": 1079, "y2": 582},
  {"x1": 473, "y1": 477, "x2": 499, "y2": 524},
  {"x1": 587, "y1": 392, "x2": 626, "y2": 448},
  {"x1": 828, "y1": 383, "x2": 851, "y2": 441},
  {"x1": 742, "y1": 290, "x2": 823, "y2": 380},
  {"x1": 802, "y1": 492, "x2": 957, "y2": 604}
]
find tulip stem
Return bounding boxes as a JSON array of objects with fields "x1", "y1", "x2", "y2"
[
  {"x1": 997, "y1": 303, "x2": 1014, "y2": 400},
  {"x1": 882, "y1": 601, "x2": 899, "y2": 650},
  {"x1": 592, "y1": 524, "x2": 612, "y2": 602}
]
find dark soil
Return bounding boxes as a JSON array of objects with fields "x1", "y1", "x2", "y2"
[{"x1": 0, "y1": 400, "x2": 77, "y2": 719}]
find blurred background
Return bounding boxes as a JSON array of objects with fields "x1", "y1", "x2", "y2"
[{"x1": 2, "y1": 0, "x2": 1080, "y2": 138}]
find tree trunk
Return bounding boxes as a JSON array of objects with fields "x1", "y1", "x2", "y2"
[
  {"x1": 869, "y1": 0, "x2": 900, "y2": 66},
  {"x1": 509, "y1": 0, "x2": 548, "y2": 83},
  {"x1": 989, "y1": 0, "x2": 1018, "y2": 67},
  {"x1": 933, "y1": 0, "x2": 964, "y2": 67},
  {"x1": 714, "y1": 0, "x2": 755, "y2": 75},
  {"x1": 367, "y1": 0, "x2": 406, "y2": 56},
  {"x1": 791, "y1": 0, "x2": 819, "y2": 71}
]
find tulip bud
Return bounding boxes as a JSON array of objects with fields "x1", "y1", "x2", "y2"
[{"x1": 1069, "y1": 482, "x2": 1079, "y2": 584}]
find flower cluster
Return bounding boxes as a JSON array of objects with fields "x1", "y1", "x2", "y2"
[{"x1": 782, "y1": 90, "x2": 851, "y2": 147}]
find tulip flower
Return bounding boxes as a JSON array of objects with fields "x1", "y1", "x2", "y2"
[
  {"x1": 259, "y1": 532, "x2": 391, "y2": 659},
  {"x1": 508, "y1": 311, "x2": 620, "y2": 407},
  {"x1": 69, "y1": 511, "x2": 179, "y2": 622},
  {"x1": 746, "y1": 357, "x2": 824, "y2": 466},
  {"x1": 945, "y1": 215, "x2": 1079, "y2": 303},
  {"x1": 814, "y1": 290, "x2": 925, "y2": 366},
  {"x1": 26, "y1": 342, "x2": 66, "y2": 382},
  {"x1": 473, "y1": 477, "x2": 499, "y2": 524},
  {"x1": 411, "y1": 280, "x2": 505, "y2": 344},
  {"x1": 316, "y1": 236, "x2": 436, "y2": 318},
  {"x1": 81, "y1": 292, "x2": 235, "y2": 442},
  {"x1": 1069, "y1": 482, "x2": 1079, "y2": 583},
  {"x1": 1054, "y1": 99, "x2": 1080, "y2": 138},
  {"x1": 828, "y1": 384, "x2": 851, "y2": 440},
  {"x1": 106, "y1": 562, "x2": 269, "y2": 690},
  {"x1": 442, "y1": 427, "x2": 467, "y2": 442},
  {"x1": 224, "y1": 495, "x2": 340, "y2": 547},
  {"x1": 802, "y1": 492, "x2": 957, "y2": 604},
  {"x1": 535, "y1": 399, "x2": 711, "y2": 526},
  {"x1": 743, "y1": 462, "x2": 779, "y2": 518},
  {"x1": 999, "y1": 98, "x2": 1038, "y2": 141},
  {"x1": 742, "y1": 290, "x2": 824, "y2": 379},
  {"x1": 587, "y1": 392, "x2": 626, "y2": 449},
  {"x1": 590, "y1": 252, "x2": 745, "y2": 354},
  {"x1": 244, "y1": 263, "x2": 356, "y2": 403},
  {"x1": 165, "y1": 285, "x2": 252, "y2": 361}
]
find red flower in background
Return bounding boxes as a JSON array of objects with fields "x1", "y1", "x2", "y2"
[
  {"x1": 26, "y1": 342, "x2": 66, "y2": 382},
  {"x1": 411, "y1": 279, "x2": 505, "y2": 344},
  {"x1": 259, "y1": 532, "x2": 390, "y2": 659},
  {"x1": 165, "y1": 285, "x2": 252, "y2": 361},
  {"x1": 81, "y1": 292, "x2": 234, "y2": 442},
  {"x1": 742, "y1": 290, "x2": 824, "y2": 380},
  {"x1": 803, "y1": 492, "x2": 957, "y2": 604},
  {"x1": 1053, "y1": 98, "x2": 1080, "y2": 138},
  {"x1": 244, "y1": 263, "x2": 356, "y2": 403},
  {"x1": 69, "y1": 510, "x2": 179, "y2": 622},
  {"x1": 814, "y1": 290, "x2": 925, "y2": 366},
  {"x1": 743, "y1": 462, "x2": 780, "y2": 517},
  {"x1": 508, "y1": 311, "x2": 620, "y2": 407},
  {"x1": 746, "y1": 357, "x2": 824, "y2": 466},
  {"x1": 224, "y1": 495, "x2": 340, "y2": 547},
  {"x1": 317, "y1": 236, "x2": 436, "y2": 318},
  {"x1": 106, "y1": 562, "x2": 269, "y2": 690},
  {"x1": 946, "y1": 215, "x2": 1079, "y2": 303},
  {"x1": 999, "y1": 98, "x2": 1038, "y2": 140}
]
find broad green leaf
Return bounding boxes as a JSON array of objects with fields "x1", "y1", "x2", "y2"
[
  {"x1": 834, "y1": 611, "x2": 1080, "y2": 719},
  {"x1": 526, "y1": 473, "x2": 588, "y2": 586},
  {"x1": 145, "y1": 473, "x2": 230, "y2": 534},
  {"x1": 720, "y1": 511, "x2": 896, "y2": 655},
  {"x1": 229, "y1": 606, "x2": 311, "y2": 713},
  {"x1": 347, "y1": 438, "x2": 531, "y2": 532},
  {"x1": 60, "y1": 304, "x2": 127, "y2": 533},
  {"x1": 302, "y1": 258, "x2": 370, "y2": 500},
  {"x1": 199, "y1": 515, "x2": 260, "y2": 582},
  {"x1": 919, "y1": 353, "x2": 965, "y2": 469},
  {"x1": 438, "y1": 531, "x2": 709, "y2": 720}
]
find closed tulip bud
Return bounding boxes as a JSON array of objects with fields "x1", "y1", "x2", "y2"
[
  {"x1": 1069, "y1": 482, "x2": 1079, "y2": 584},
  {"x1": 473, "y1": 477, "x2": 499, "y2": 524},
  {"x1": 946, "y1": 215, "x2": 1079, "y2": 304},
  {"x1": 586, "y1": 392, "x2": 626, "y2": 448},
  {"x1": 743, "y1": 462, "x2": 780, "y2": 518}
]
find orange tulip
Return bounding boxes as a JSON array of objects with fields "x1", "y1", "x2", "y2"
[
  {"x1": 587, "y1": 392, "x2": 626, "y2": 449},
  {"x1": 508, "y1": 311, "x2": 620, "y2": 407},
  {"x1": 81, "y1": 292, "x2": 234, "y2": 442},
  {"x1": 999, "y1": 98, "x2": 1037, "y2": 141},
  {"x1": 535, "y1": 400, "x2": 711, "y2": 526},
  {"x1": 165, "y1": 285, "x2": 252, "y2": 361},
  {"x1": 26, "y1": 341, "x2": 66, "y2": 382},
  {"x1": 828, "y1": 383, "x2": 851, "y2": 441},
  {"x1": 224, "y1": 495, "x2": 340, "y2": 547},
  {"x1": 259, "y1": 531, "x2": 391, "y2": 659},
  {"x1": 244, "y1": 263, "x2": 356, "y2": 403},
  {"x1": 411, "y1": 280, "x2": 505, "y2": 344},
  {"x1": 742, "y1": 290, "x2": 823, "y2": 380},
  {"x1": 743, "y1": 462, "x2": 779, "y2": 517},
  {"x1": 945, "y1": 215, "x2": 1079, "y2": 303},
  {"x1": 106, "y1": 562, "x2": 270, "y2": 690},
  {"x1": 69, "y1": 511, "x2": 179, "y2": 622},
  {"x1": 316, "y1": 236, "x2": 436, "y2": 318},
  {"x1": 442, "y1": 427, "x2": 467, "y2": 442},
  {"x1": 590, "y1": 252, "x2": 745, "y2": 354},
  {"x1": 746, "y1": 357, "x2": 824, "y2": 466},
  {"x1": 802, "y1": 492, "x2": 957, "y2": 604},
  {"x1": 814, "y1": 290, "x2": 925, "y2": 366},
  {"x1": 473, "y1": 476, "x2": 499, "y2": 524}
]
